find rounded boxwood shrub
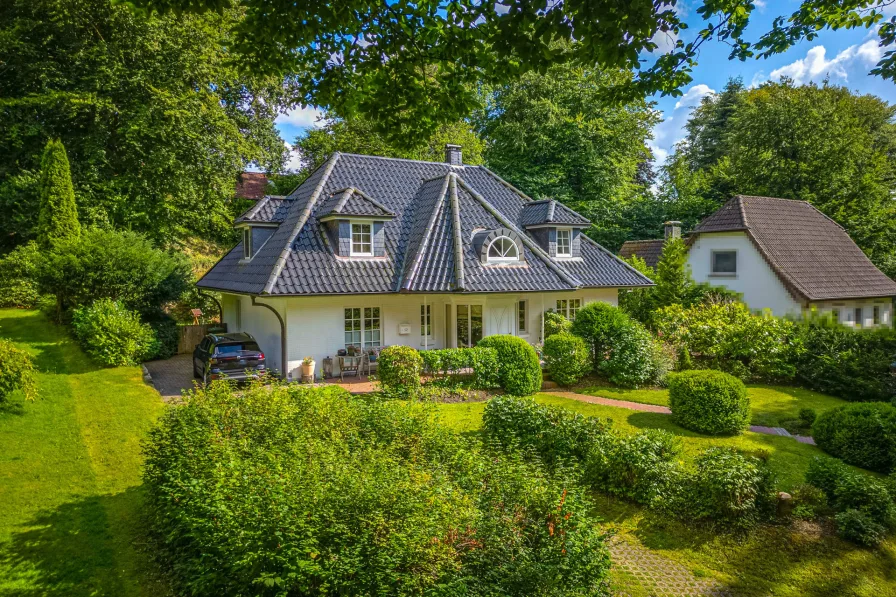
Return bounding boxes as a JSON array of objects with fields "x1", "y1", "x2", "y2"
[
  {"x1": 478, "y1": 334, "x2": 542, "y2": 396},
  {"x1": 71, "y1": 298, "x2": 158, "y2": 367},
  {"x1": 570, "y1": 302, "x2": 632, "y2": 361},
  {"x1": 812, "y1": 402, "x2": 896, "y2": 473},
  {"x1": 376, "y1": 345, "x2": 423, "y2": 397},
  {"x1": 668, "y1": 370, "x2": 750, "y2": 435},
  {"x1": 542, "y1": 332, "x2": 590, "y2": 387},
  {"x1": 0, "y1": 338, "x2": 37, "y2": 403}
]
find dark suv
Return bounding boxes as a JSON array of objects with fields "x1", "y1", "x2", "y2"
[{"x1": 193, "y1": 332, "x2": 267, "y2": 384}]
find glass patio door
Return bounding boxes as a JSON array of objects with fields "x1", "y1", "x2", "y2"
[{"x1": 455, "y1": 304, "x2": 483, "y2": 348}]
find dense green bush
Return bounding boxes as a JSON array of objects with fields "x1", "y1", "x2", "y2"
[
  {"x1": 668, "y1": 370, "x2": 750, "y2": 435},
  {"x1": 542, "y1": 309, "x2": 572, "y2": 339},
  {"x1": 655, "y1": 302, "x2": 796, "y2": 382},
  {"x1": 483, "y1": 397, "x2": 774, "y2": 528},
  {"x1": 144, "y1": 311, "x2": 180, "y2": 360},
  {"x1": 791, "y1": 315, "x2": 896, "y2": 401},
  {"x1": 36, "y1": 228, "x2": 192, "y2": 318},
  {"x1": 542, "y1": 332, "x2": 590, "y2": 386},
  {"x1": 798, "y1": 408, "x2": 817, "y2": 428},
  {"x1": 812, "y1": 402, "x2": 896, "y2": 473},
  {"x1": 377, "y1": 345, "x2": 423, "y2": 398},
  {"x1": 478, "y1": 335, "x2": 542, "y2": 396},
  {"x1": 0, "y1": 338, "x2": 37, "y2": 403},
  {"x1": 144, "y1": 383, "x2": 611, "y2": 596},
  {"x1": 570, "y1": 302, "x2": 632, "y2": 360},
  {"x1": 419, "y1": 347, "x2": 500, "y2": 389},
  {"x1": 71, "y1": 299, "x2": 158, "y2": 366},
  {"x1": 805, "y1": 457, "x2": 895, "y2": 545},
  {"x1": 0, "y1": 242, "x2": 41, "y2": 308}
]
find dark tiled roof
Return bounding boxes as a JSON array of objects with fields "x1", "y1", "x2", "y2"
[
  {"x1": 520, "y1": 199, "x2": 591, "y2": 228},
  {"x1": 198, "y1": 153, "x2": 653, "y2": 295},
  {"x1": 694, "y1": 195, "x2": 896, "y2": 301},
  {"x1": 234, "y1": 195, "x2": 290, "y2": 225},
  {"x1": 235, "y1": 172, "x2": 269, "y2": 200},
  {"x1": 316, "y1": 187, "x2": 396, "y2": 219},
  {"x1": 619, "y1": 239, "x2": 665, "y2": 269}
]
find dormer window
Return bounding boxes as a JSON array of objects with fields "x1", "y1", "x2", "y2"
[
  {"x1": 242, "y1": 228, "x2": 252, "y2": 260},
  {"x1": 350, "y1": 222, "x2": 373, "y2": 256},
  {"x1": 556, "y1": 228, "x2": 572, "y2": 257},
  {"x1": 487, "y1": 236, "x2": 520, "y2": 262}
]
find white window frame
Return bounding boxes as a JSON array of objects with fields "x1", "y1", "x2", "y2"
[
  {"x1": 350, "y1": 221, "x2": 374, "y2": 257},
  {"x1": 421, "y1": 304, "x2": 434, "y2": 340},
  {"x1": 242, "y1": 227, "x2": 252, "y2": 260},
  {"x1": 556, "y1": 298, "x2": 582, "y2": 320},
  {"x1": 556, "y1": 228, "x2": 572, "y2": 257},
  {"x1": 517, "y1": 300, "x2": 528, "y2": 335},
  {"x1": 486, "y1": 236, "x2": 520, "y2": 262},
  {"x1": 344, "y1": 306, "x2": 381, "y2": 350},
  {"x1": 711, "y1": 250, "x2": 737, "y2": 276}
]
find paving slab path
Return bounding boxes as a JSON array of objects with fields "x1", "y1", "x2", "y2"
[{"x1": 545, "y1": 391, "x2": 815, "y2": 445}]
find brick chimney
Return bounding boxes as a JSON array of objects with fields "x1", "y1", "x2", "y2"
[
  {"x1": 664, "y1": 221, "x2": 682, "y2": 240},
  {"x1": 445, "y1": 144, "x2": 463, "y2": 166}
]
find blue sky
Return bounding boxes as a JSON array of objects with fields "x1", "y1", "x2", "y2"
[{"x1": 273, "y1": 2, "x2": 896, "y2": 171}]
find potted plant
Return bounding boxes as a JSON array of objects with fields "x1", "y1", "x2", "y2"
[{"x1": 301, "y1": 356, "x2": 316, "y2": 379}]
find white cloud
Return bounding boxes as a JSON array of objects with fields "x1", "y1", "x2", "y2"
[
  {"x1": 275, "y1": 105, "x2": 325, "y2": 128},
  {"x1": 283, "y1": 141, "x2": 303, "y2": 172},
  {"x1": 651, "y1": 29, "x2": 680, "y2": 54},
  {"x1": 769, "y1": 40, "x2": 884, "y2": 85},
  {"x1": 674, "y1": 83, "x2": 715, "y2": 109}
]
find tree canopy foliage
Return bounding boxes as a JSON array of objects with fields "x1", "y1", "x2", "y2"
[
  {"x1": 475, "y1": 63, "x2": 659, "y2": 250},
  {"x1": 0, "y1": 0, "x2": 291, "y2": 250},
  {"x1": 662, "y1": 78, "x2": 896, "y2": 277},
  {"x1": 127, "y1": 0, "x2": 896, "y2": 146}
]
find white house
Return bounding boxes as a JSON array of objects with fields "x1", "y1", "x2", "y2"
[
  {"x1": 620, "y1": 195, "x2": 896, "y2": 326},
  {"x1": 198, "y1": 146, "x2": 652, "y2": 378}
]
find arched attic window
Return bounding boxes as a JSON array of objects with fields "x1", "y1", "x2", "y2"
[{"x1": 487, "y1": 236, "x2": 519, "y2": 262}]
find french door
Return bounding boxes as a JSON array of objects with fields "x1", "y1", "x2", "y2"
[{"x1": 455, "y1": 304, "x2": 483, "y2": 347}]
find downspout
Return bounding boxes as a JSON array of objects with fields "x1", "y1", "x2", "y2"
[{"x1": 251, "y1": 296, "x2": 287, "y2": 380}]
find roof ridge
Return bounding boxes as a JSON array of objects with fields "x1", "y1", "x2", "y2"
[
  {"x1": 547, "y1": 200, "x2": 556, "y2": 222},
  {"x1": 454, "y1": 176, "x2": 582, "y2": 289},
  {"x1": 401, "y1": 175, "x2": 451, "y2": 291},
  {"x1": 551, "y1": 200, "x2": 591, "y2": 224},
  {"x1": 333, "y1": 187, "x2": 355, "y2": 213},
  {"x1": 239, "y1": 195, "x2": 270, "y2": 222},
  {"x1": 338, "y1": 152, "x2": 473, "y2": 168},
  {"x1": 262, "y1": 152, "x2": 340, "y2": 294},
  {"x1": 448, "y1": 175, "x2": 466, "y2": 290},
  {"x1": 351, "y1": 187, "x2": 396, "y2": 215},
  {"x1": 736, "y1": 195, "x2": 750, "y2": 229}
]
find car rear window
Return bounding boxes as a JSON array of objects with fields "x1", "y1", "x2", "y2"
[{"x1": 215, "y1": 342, "x2": 260, "y2": 355}]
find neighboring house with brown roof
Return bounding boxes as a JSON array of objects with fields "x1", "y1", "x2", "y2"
[
  {"x1": 235, "y1": 172, "x2": 270, "y2": 200},
  {"x1": 620, "y1": 195, "x2": 896, "y2": 327},
  {"x1": 198, "y1": 146, "x2": 652, "y2": 378}
]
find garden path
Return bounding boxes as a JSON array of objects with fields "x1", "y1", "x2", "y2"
[{"x1": 544, "y1": 391, "x2": 816, "y2": 445}]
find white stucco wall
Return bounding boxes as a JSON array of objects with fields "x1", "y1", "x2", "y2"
[
  {"x1": 687, "y1": 231, "x2": 803, "y2": 317},
  {"x1": 808, "y1": 298, "x2": 893, "y2": 328},
  {"x1": 220, "y1": 294, "x2": 287, "y2": 373},
  {"x1": 275, "y1": 288, "x2": 618, "y2": 380}
]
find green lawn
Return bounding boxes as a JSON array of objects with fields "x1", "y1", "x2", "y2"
[
  {"x1": 435, "y1": 394, "x2": 896, "y2": 597},
  {"x1": 0, "y1": 309, "x2": 167, "y2": 597},
  {"x1": 576, "y1": 382, "x2": 848, "y2": 431}
]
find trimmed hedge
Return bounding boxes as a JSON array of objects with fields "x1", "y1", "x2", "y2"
[
  {"x1": 668, "y1": 370, "x2": 750, "y2": 435},
  {"x1": 376, "y1": 345, "x2": 423, "y2": 398},
  {"x1": 484, "y1": 397, "x2": 776, "y2": 528},
  {"x1": 542, "y1": 332, "x2": 590, "y2": 387},
  {"x1": 145, "y1": 384, "x2": 612, "y2": 595},
  {"x1": 477, "y1": 335, "x2": 542, "y2": 396},
  {"x1": 419, "y1": 347, "x2": 500, "y2": 389},
  {"x1": 812, "y1": 402, "x2": 896, "y2": 474}
]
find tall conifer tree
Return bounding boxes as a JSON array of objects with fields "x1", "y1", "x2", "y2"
[{"x1": 36, "y1": 139, "x2": 79, "y2": 247}]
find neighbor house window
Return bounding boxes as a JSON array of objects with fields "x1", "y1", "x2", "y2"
[
  {"x1": 556, "y1": 228, "x2": 572, "y2": 257},
  {"x1": 345, "y1": 307, "x2": 381, "y2": 349},
  {"x1": 351, "y1": 222, "x2": 373, "y2": 256},
  {"x1": 242, "y1": 228, "x2": 252, "y2": 259},
  {"x1": 556, "y1": 298, "x2": 581, "y2": 320},
  {"x1": 421, "y1": 304, "x2": 432, "y2": 338},
  {"x1": 711, "y1": 250, "x2": 736, "y2": 275},
  {"x1": 854, "y1": 307, "x2": 863, "y2": 327},
  {"x1": 873, "y1": 306, "x2": 881, "y2": 325},
  {"x1": 487, "y1": 236, "x2": 519, "y2": 262},
  {"x1": 517, "y1": 300, "x2": 528, "y2": 334}
]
